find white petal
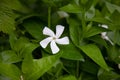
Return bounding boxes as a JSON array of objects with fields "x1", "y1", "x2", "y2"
[
  {"x1": 43, "y1": 27, "x2": 55, "y2": 37},
  {"x1": 40, "y1": 37, "x2": 52, "y2": 48},
  {"x1": 50, "y1": 41, "x2": 60, "y2": 54},
  {"x1": 101, "y1": 25, "x2": 108, "y2": 29},
  {"x1": 56, "y1": 36, "x2": 69, "y2": 45},
  {"x1": 118, "y1": 64, "x2": 120, "y2": 69},
  {"x1": 57, "y1": 11, "x2": 69, "y2": 18},
  {"x1": 56, "y1": 25, "x2": 64, "y2": 38}
]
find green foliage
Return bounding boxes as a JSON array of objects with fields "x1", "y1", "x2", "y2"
[
  {"x1": 0, "y1": 0, "x2": 120, "y2": 80},
  {"x1": 79, "y1": 44, "x2": 109, "y2": 71},
  {"x1": 0, "y1": 6, "x2": 15, "y2": 34},
  {"x1": 0, "y1": 63, "x2": 21, "y2": 80},
  {"x1": 22, "y1": 53, "x2": 61, "y2": 80}
]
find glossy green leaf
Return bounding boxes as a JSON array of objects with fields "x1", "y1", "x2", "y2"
[
  {"x1": 109, "y1": 11, "x2": 120, "y2": 30},
  {"x1": 22, "y1": 19, "x2": 44, "y2": 40},
  {"x1": 107, "y1": 45, "x2": 120, "y2": 63},
  {"x1": 58, "y1": 75, "x2": 77, "y2": 80},
  {"x1": 110, "y1": 11, "x2": 120, "y2": 25},
  {"x1": 105, "y1": 1, "x2": 120, "y2": 13},
  {"x1": 61, "y1": 43, "x2": 84, "y2": 61},
  {"x1": 60, "y1": 4, "x2": 82, "y2": 13},
  {"x1": 84, "y1": 26, "x2": 109, "y2": 38},
  {"x1": 0, "y1": 5, "x2": 15, "y2": 34},
  {"x1": 89, "y1": 35, "x2": 108, "y2": 48},
  {"x1": 80, "y1": 60, "x2": 99, "y2": 75},
  {"x1": 12, "y1": 37, "x2": 29, "y2": 52},
  {"x1": 0, "y1": 63, "x2": 21, "y2": 80},
  {"x1": 68, "y1": 18, "x2": 82, "y2": 46},
  {"x1": 108, "y1": 30, "x2": 120, "y2": 45},
  {"x1": 85, "y1": 6, "x2": 95, "y2": 20},
  {"x1": 1, "y1": 50, "x2": 21, "y2": 63},
  {"x1": 98, "y1": 68, "x2": 120, "y2": 80},
  {"x1": 79, "y1": 44, "x2": 109, "y2": 71},
  {"x1": 79, "y1": 72, "x2": 97, "y2": 80},
  {"x1": 1, "y1": 0, "x2": 29, "y2": 13},
  {"x1": 22, "y1": 53, "x2": 61, "y2": 80},
  {"x1": 90, "y1": 10, "x2": 110, "y2": 24},
  {"x1": 0, "y1": 75, "x2": 10, "y2": 80},
  {"x1": 9, "y1": 33, "x2": 17, "y2": 50}
]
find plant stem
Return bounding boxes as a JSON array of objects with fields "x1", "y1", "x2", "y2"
[
  {"x1": 48, "y1": 7, "x2": 51, "y2": 28},
  {"x1": 81, "y1": 9, "x2": 86, "y2": 32},
  {"x1": 76, "y1": 61, "x2": 80, "y2": 78}
]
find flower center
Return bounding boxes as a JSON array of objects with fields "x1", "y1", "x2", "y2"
[{"x1": 52, "y1": 37, "x2": 56, "y2": 40}]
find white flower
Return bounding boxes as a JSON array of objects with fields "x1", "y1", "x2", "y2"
[
  {"x1": 57, "y1": 11, "x2": 69, "y2": 18},
  {"x1": 40, "y1": 25, "x2": 69, "y2": 54},
  {"x1": 118, "y1": 64, "x2": 120, "y2": 69},
  {"x1": 99, "y1": 24, "x2": 114, "y2": 45}
]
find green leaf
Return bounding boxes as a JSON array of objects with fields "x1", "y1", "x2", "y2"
[
  {"x1": 0, "y1": 75, "x2": 10, "y2": 80},
  {"x1": 107, "y1": 45, "x2": 120, "y2": 63},
  {"x1": 79, "y1": 72, "x2": 97, "y2": 80},
  {"x1": 1, "y1": 50, "x2": 21, "y2": 63},
  {"x1": 84, "y1": 26, "x2": 109, "y2": 38},
  {"x1": 90, "y1": 10, "x2": 110, "y2": 24},
  {"x1": 10, "y1": 36, "x2": 38, "y2": 58},
  {"x1": 79, "y1": 44, "x2": 109, "y2": 71},
  {"x1": 22, "y1": 19, "x2": 44, "y2": 40},
  {"x1": 68, "y1": 18, "x2": 82, "y2": 46},
  {"x1": 0, "y1": 63, "x2": 21, "y2": 80},
  {"x1": 0, "y1": 0, "x2": 29, "y2": 13},
  {"x1": 12, "y1": 37, "x2": 29, "y2": 52},
  {"x1": 89, "y1": 35, "x2": 108, "y2": 48},
  {"x1": 109, "y1": 11, "x2": 120, "y2": 30},
  {"x1": 22, "y1": 53, "x2": 61, "y2": 80},
  {"x1": 0, "y1": 6, "x2": 15, "y2": 34},
  {"x1": 108, "y1": 30, "x2": 120, "y2": 45},
  {"x1": 98, "y1": 68, "x2": 120, "y2": 80},
  {"x1": 80, "y1": 60, "x2": 99, "y2": 75},
  {"x1": 105, "y1": 1, "x2": 120, "y2": 13},
  {"x1": 61, "y1": 43, "x2": 84, "y2": 61},
  {"x1": 20, "y1": 42, "x2": 39, "y2": 57},
  {"x1": 85, "y1": 6, "x2": 95, "y2": 20},
  {"x1": 91, "y1": 17, "x2": 110, "y2": 24},
  {"x1": 9, "y1": 33, "x2": 17, "y2": 50},
  {"x1": 58, "y1": 75, "x2": 77, "y2": 80},
  {"x1": 60, "y1": 4, "x2": 82, "y2": 13}
]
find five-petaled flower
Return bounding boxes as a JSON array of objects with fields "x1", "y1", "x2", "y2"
[{"x1": 40, "y1": 25, "x2": 69, "y2": 54}]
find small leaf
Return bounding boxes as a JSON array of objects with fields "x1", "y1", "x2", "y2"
[
  {"x1": 84, "y1": 26, "x2": 109, "y2": 38},
  {"x1": 0, "y1": 63, "x2": 21, "y2": 80},
  {"x1": 0, "y1": 5, "x2": 15, "y2": 34},
  {"x1": 22, "y1": 19, "x2": 44, "y2": 40},
  {"x1": 60, "y1": 4, "x2": 82, "y2": 13},
  {"x1": 98, "y1": 68, "x2": 120, "y2": 80},
  {"x1": 22, "y1": 53, "x2": 61, "y2": 80},
  {"x1": 105, "y1": 1, "x2": 120, "y2": 13},
  {"x1": 58, "y1": 75, "x2": 77, "y2": 80},
  {"x1": 12, "y1": 37, "x2": 29, "y2": 52},
  {"x1": 89, "y1": 35, "x2": 108, "y2": 48},
  {"x1": 109, "y1": 11, "x2": 120, "y2": 30},
  {"x1": 80, "y1": 60, "x2": 99, "y2": 75},
  {"x1": 9, "y1": 33, "x2": 17, "y2": 50},
  {"x1": 107, "y1": 45, "x2": 120, "y2": 63},
  {"x1": 1, "y1": 50, "x2": 21, "y2": 63},
  {"x1": 85, "y1": 6, "x2": 95, "y2": 20},
  {"x1": 61, "y1": 43, "x2": 84, "y2": 61},
  {"x1": 1, "y1": 0, "x2": 29, "y2": 13},
  {"x1": 67, "y1": 18, "x2": 82, "y2": 46},
  {"x1": 108, "y1": 30, "x2": 120, "y2": 45},
  {"x1": 79, "y1": 44, "x2": 109, "y2": 71},
  {"x1": 79, "y1": 72, "x2": 97, "y2": 80}
]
